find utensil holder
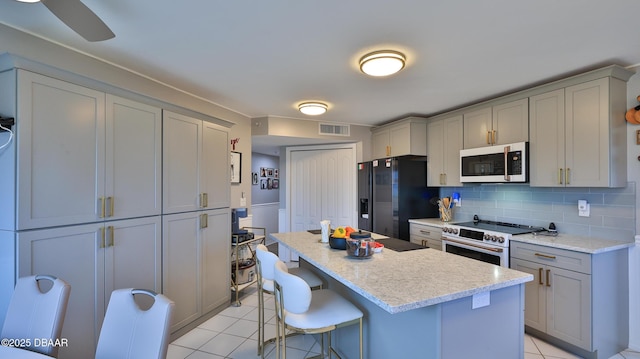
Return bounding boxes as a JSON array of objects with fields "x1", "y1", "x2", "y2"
[{"x1": 440, "y1": 207, "x2": 452, "y2": 222}]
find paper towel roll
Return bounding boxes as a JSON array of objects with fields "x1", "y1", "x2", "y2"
[{"x1": 320, "y1": 220, "x2": 330, "y2": 243}]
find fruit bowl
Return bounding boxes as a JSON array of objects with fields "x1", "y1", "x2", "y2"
[{"x1": 329, "y1": 235, "x2": 347, "y2": 250}]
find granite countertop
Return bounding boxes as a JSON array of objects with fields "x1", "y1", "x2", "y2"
[
  {"x1": 409, "y1": 218, "x2": 634, "y2": 254},
  {"x1": 270, "y1": 231, "x2": 532, "y2": 314},
  {"x1": 408, "y1": 218, "x2": 448, "y2": 227},
  {"x1": 511, "y1": 233, "x2": 634, "y2": 254}
]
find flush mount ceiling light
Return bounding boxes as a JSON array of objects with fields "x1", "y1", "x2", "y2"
[
  {"x1": 298, "y1": 102, "x2": 328, "y2": 116},
  {"x1": 359, "y1": 50, "x2": 406, "y2": 77}
]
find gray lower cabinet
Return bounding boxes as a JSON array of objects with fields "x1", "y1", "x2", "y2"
[
  {"x1": 162, "y1": 208, "x2": 231, "y2": 335},
  {"x1": 409, "y1": 222, "x2": 442, "y2": 250},
  {"x1": 510, "y1": 241, "x2": 628, "y2": 359},
  {"x1": 17, "y1": 217, "x2": 161, "y2": 359}
]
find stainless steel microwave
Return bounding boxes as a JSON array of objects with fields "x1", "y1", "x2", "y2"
[{"x1": 460, "y1": 142, "x2": 528, "y2": 183}]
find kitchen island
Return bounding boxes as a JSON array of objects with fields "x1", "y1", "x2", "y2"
[{"x1": 270, "y1": 231, "x2": 533, "y2": 359}]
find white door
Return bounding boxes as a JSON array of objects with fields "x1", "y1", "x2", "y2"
[
  {"x1": 288, "y1": 145, "x2": 356, "y2": 232},
  {"x1": 290, "y1": 150, "x2": 323, "y2": 231}
]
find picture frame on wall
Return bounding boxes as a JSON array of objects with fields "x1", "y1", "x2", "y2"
[
  {"x1": 274, "y1": 169, "x2": 279, "y2": 179},
  {"x1": 272, "y1": 179, "x2": 279, "y2": 189},
  {"x1": 260, "y1": 179, "x2": 267, "y2": 189},
  {"x1": 231, "y1": 151, "x2": 241, "y2": 183},
  {"x1": 252, "y1": 172, "x2": 258, "y2": 185},
  {"x1": 260, "y1": 167, "x2": 267, "y2": 177},
  {"x1": 267, "y1": 168, "x2": 274, "y2": 177}
]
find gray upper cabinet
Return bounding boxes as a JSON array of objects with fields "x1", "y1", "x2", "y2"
[
  {"x1": 371, "y1": 117, "x2": 427, "y2": 159},
  {"x1": 529, "y1": 77, "x2": 628, "y2": 187},
  {"x1": 427, "y1": 115, "x2": 463, "y2": 186},
  {"x1": 14, "y1": 70, "x2": 162, "y2": 230},
  {"x1": 162, "y1": 110, "x2": 230, "y2": 214},
  {"x1": 463, "y1": 98, "x2": 528, "y2": 149}
]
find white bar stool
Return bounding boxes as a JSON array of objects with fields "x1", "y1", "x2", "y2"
[
  {"x1": 255, "y1": 244, "x2": 322, "y2": 358},
  {"x1": 274, "y1": 260, "x2": 363, "y2": 359}
]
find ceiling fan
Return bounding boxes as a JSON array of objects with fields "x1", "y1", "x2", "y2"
[{"x1": 17, "y1": 0, "x2": 115, "y2": 42}]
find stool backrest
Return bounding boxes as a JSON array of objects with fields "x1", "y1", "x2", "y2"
[
  {"x1": 274, "y1": 261, "x2": 312, "y2": 314},
  {"x1": 1, "y1": 275, "x2": 71, "y2": 357},
  {"x1": 95, "y1": 289, "x2": 174, "y2": 359},
  {"x1": 256, "y1": 244, "x2": 278, "y2": 281}
]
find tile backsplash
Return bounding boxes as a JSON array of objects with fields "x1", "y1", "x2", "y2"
[{"x1": 440, "y1": 182, "x2": 636, "y2": 241}]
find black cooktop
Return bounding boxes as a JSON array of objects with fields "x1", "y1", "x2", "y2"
[{"x1": 455, "y1": 217, "x2": 545, "y2": 235}]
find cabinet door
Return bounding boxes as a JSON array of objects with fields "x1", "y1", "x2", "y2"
[
  {"x1": 442, "y1": 116, "x2": 463, "y2": 186},
  {"x1": 371, "y1": 129, "x2": 390, "y2": 159},
  {"x1": 163, "y1": 111, "x2": 202, "y2": 214},
  {"x1": 463, "y1": 107, "x2": 492, "y2": 149},
  {"x1": 565, "y1": 78, "x2": 609, "y2": 187},
  {"x1": 106, "y1": 95, "x2": 162, "y2": 219},
  {"x1": 511, "y1": 258, "x2": 546, "y2": 332},
  {"x1": 389, "y1": 123, "x2": 411, "y2": 156},
  {"x1": 546, "y1": 266, "x2": 592, "y2": 350},
  {"x1": 492, "y1": 98, "x2": 529, "y2": 145},
  {"x1": 103, "y1": 216, "x2": 161, "y2": 311},
  {"x1": 18, "y1": 223, "x2": 103, "y2": 359},
  {"x1": 201, "y1": 208, "x2": 231, "y2": 314},
  {"x1": 529, "y1": 89, "x2": 565, "y2": 187},
  {"x1": 17, "y1": 70, "x2": 105, "y2": 230},
  {"x1": 162, "y1": 212, "x2": 201, "y2": 333},
  {"x1": 426, "y1": 120, "x2": 444, "y2": 186},
  {"x1": 202, "y1": 121, "x2": 230, "y2": 209}
]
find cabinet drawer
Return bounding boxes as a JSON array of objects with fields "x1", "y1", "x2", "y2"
[
  {"x1": 510, "y1": 241, "x2": 591, "y2": 274},
  {"x1": 410, "y1": 224, "x2": 442, "y2": 240},
  {"x1": 409, "y1": 236, "x2": 442, "y2": 250}
]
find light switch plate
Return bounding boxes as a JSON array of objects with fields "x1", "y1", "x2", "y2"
[{"x1": 578, "y1": 200, "x2": 590, "y2": 217}]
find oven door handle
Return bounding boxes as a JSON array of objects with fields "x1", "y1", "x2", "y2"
[{"x1": 443, "y1": 237, "x2": 504, "y2": 253}]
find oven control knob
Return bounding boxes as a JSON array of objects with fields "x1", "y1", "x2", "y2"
[
  {"x1": 453, "y1": 228, "x2": 458, "y2": 235},
  {"x1": 483, "y1": 234, "x2": 490, "y2": 241},
  {"x1": 443, "y1": 227, "x2": 449, "y2": 233},
  {"x1": 497, "y1": 237, "x2": 505, "y2": 243},
  {"x1": 491, "y1": 236, "x2": 497, "y2": 242}
]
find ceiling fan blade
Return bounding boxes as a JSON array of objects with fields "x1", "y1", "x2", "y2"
[{"x1": 41, "y1": 0, "x2": 115, "y2": 42}]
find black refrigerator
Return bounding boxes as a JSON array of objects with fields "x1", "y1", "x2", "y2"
[{"x1": 358, "y1": 156, "x2": 439, "y2": 240}]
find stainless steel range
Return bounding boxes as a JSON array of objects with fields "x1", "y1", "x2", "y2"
[{"x1": 441, "y1": 215, "x2": 546, "y2": 267}]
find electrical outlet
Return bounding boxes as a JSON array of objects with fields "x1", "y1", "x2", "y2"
[{"x1": 578, "y1": 200, "x2": 590, "y2": 217}]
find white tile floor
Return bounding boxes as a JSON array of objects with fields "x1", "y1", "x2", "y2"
[{"x1": 168, "y1": 281, "x2": 640, "y2": 359}]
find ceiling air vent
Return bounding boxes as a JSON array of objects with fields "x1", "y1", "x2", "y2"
[{"x1": 319, "y1": 123, "x2": 350, "y2": 136}]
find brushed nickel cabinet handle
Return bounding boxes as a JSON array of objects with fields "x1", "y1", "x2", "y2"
[
  {"x1": 107, "y1": 196, "x2": 114, "y2": 217},
  {"x1": 203, "y1": 193, "x2": 208, "y2": 208},
  {"x1": 420, "y1": 230, "x2": 431, "y2": 235},
  {"x1": 200, "y1": 213, "x2": 208, "y2": 229},
  {"x1": 546, "y1": 269, "x2": 551, "y2": 287},
  {"x1": 566, "y1": 168, "x2": 570, "y2": 185},
  {"x1": 442, "y1": 173, "x2": 446, "y2": 185},
  {"x1": 492, "y1": 130, "x2": 496, "y2": 144},
  {"x1": 534, "y1": 252, "x2": 557, "y2": 260},
  {"x1": 538, "y1": 268, "x2": 544, "y2": 285},
  {"x1": 486, "y1": 131, "x2": 491, "y2": 144},
  {"x1": 99, "y1": 197, "x2": 106, "y2": 218},
  {"x1": 100, "y1": 227, "x2": 106, "y2": 248},
  {"x1": 108, "y1": 226, "x2": 114, "y2": 247},
  {"x1": 558, "y1": 168, "x2": 563, "y2": 185}
]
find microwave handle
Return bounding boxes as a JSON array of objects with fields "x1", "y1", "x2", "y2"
[{"x1": 504, "y1": 145, "x2": 511, "y2": 181}]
